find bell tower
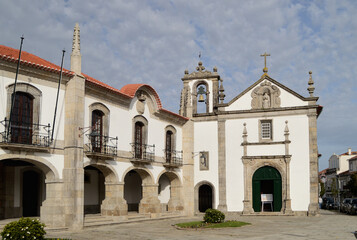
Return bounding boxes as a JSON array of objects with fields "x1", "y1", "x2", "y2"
[{"x1": 179, "y1": 61, "x2": 224, "y2": 117}]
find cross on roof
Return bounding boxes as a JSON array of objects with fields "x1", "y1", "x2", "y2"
[{"x1": 260, "y1": 52, "x2": 270, "y2": 69}]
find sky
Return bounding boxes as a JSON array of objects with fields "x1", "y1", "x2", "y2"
[{"x1": 1, "y1": 0, "x2": 356, "y2": 170}]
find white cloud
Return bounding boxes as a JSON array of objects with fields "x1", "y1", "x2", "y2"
[{"x1": 1, "y1": 0, "x2": 356, "y2": 169}]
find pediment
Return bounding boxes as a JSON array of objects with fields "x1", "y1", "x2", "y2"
[{"x1": 225, "y1": 76, "x2": 312, "y2": 111}]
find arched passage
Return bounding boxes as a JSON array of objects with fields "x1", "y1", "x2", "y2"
[
  {"x1": 84, "y1": 166, "x2": 105, "y2": 214},
  {"x1": 252, "y1": 166, "x2": 282, "y2": 212},
  {"x1": 83, "y1": 162, "x2": 127, "y2": 216},
  {"x1": 123, "y1": 167, "x2": 160, "y2": 214},
  {"x1": 157, "y1": 171, "x2": 183, "y2": 212},
  {"x1": 0, "y1": 156, "x2": 57, "y2": 221}
]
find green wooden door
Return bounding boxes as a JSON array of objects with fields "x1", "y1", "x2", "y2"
[
  {"x1": 252, "y1": 180, "x2": 261, "y2": 212},
  {"x1": 252, "y1": 166, "x2": 282, "y2": 212}
]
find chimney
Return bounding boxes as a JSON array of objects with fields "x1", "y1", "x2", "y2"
[{"x1": 348, "y1": 148, "x2": 351, "y2": 155}]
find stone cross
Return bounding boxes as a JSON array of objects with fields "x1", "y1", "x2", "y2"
[{"x1": 260, "y1": 52, "x2": 270, "y2": 69}]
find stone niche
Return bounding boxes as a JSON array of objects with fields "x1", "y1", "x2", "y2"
[{"x1": 251, "y1": 81, "x2": 281, "y2": 109}]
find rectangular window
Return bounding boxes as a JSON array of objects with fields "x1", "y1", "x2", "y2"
[{"x1": 260, "y1": 120, "x2": 272, "y2": 140}]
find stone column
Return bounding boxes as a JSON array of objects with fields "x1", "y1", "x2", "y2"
[
  {"x1": 101, "y1": 183, "x2": 127, "y2": 216},
  {"x1": 182, "y1": 119, "x2": 194, "y2": 216},
  {"x1": 308, "y1": 109, "x2": 319, "y2": 216},
  {"x1": 139, "y1": 183, "x2": 161, "y2": 215},
  {"x1": 242, "y1": 159, "x2": 254, "y2": 214},
  {"x1": 168, "y1": 185, "x2": 183, "y2": 212},
  {"x1": 217, "y1": 119, "x2": 227, "y2": 212},
  {"x1": 284, "y1": 157, "x2": 292, "y2": 214},
  {"x1": 41, "y1": 181, "x2": 65, "y2": 227}
]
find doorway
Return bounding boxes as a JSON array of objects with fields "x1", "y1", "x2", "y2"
[
  {"x1": 252, "y1": 166, "x2": 282, "y2": 212},
  {"x1": 198, "y1": 184, "x2": 212, "y2": 212}
]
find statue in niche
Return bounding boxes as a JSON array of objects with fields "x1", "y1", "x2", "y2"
[
  {"x1": 251, "y1": 81, "x2": 281, "y2": 109},
  {"x1": 262, "y1": 92, "x2": 271, "y2": 109},
  {"x1": 199, "y1": 151, "x2": 209, "y2": 170}
]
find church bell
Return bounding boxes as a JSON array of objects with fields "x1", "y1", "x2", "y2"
[{"x1": 198, "y1": 94, "x2": 205, "y2": 102}]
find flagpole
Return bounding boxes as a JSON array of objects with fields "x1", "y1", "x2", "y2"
[
  {"x1": 7, "y1": 36, "x2": 24, "y2": 139},
  {"x1": 51, "y1": 49, "x2": 65, "y2": 142}
]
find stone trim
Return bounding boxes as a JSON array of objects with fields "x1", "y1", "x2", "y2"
[
  {"x1": 258, "y1": 119, "x2": 273, "y2": 142},
  {"x1": 192, "y1": 80, "x2": 210, "y2": 114},
  {"x1": 132, "y1": 115, "x2": 148, "y2": 146},
  {"x1": 192, "y1": 107, "x2": 315, "y2": 122},
  {"x1": 194, "y1": 181, "x2": 216, "y2": 214},
  {"x1": 88, "y1": 102, "x2": 110, "y2": 138},
  {"x1": 227, "y1": 75, "x2": 314, "y2": 107},
  {"x1": 242, "y1": 141, "x2": 290, "y2": 146},
  {"x1": 307, "y1": 109, "x2": 319, "y2": 216},
  {"x1": 217, "y1": 119, "x2": 227, "y2": 212},
  {"x1": 242, "y1": 155, "x2": 292, "y2": 215},
  {"x1": 6, "y1": 83, "x2": 42, "y2": 126}
]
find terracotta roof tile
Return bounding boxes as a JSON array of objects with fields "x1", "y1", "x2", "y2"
[
  {"x1": 341, "y1": 151, "x2": 357, "y2": 156},
  {"x1": 0, "y1": 45, "x2": 73, "y2": 76},
  {"x1": 0, "y1": 44, "x2": 187, "y2": 121},
  {"x1": 120, "y1": 84, "x2": 163, "y2": 109}
]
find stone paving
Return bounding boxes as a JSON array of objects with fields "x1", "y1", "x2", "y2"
[{"x1": 43, "y1": 210, "x2": 356, "y2": 240}]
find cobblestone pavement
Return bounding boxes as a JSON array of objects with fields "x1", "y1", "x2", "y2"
[{"x1": 46, "y1": 210, "x2": 356, "y2": 240}]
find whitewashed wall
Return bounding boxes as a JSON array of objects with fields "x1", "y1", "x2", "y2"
[{"x1": 194, "y1": 121, "x2": 219, "y2": 208}]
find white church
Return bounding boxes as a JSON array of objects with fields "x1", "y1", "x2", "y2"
[{"x1": 0, "y1": 24, "x2": 322, "y2": 229}]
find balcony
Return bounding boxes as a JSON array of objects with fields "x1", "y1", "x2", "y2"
[
  {"x1": 84, "y1": 134, "x2": 118, "y2": 160},
  {"x1": 0, "y1": 118, "x2": 51, "y2": 152},
  {"x1": 163, "y1": 149, "x2": 183, "y2": 168},
  {"x1": 130, "y1": 142, "x2": 155, "y2": 164}
]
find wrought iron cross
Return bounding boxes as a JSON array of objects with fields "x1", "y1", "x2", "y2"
[{"x1": 260, "y1": 52, "x2": 270, "y2": 69}]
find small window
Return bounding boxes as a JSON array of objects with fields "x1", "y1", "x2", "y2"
[{"x1": 260, "y1": 120, "x2": 272, "y2": 141}]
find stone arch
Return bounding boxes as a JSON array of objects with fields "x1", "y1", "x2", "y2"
[
  {"x1": 192, "y1": 80, "x2": 210, "y2": 114},
  {"x1": 164, "y1": 125, "x2": 177, "y2": 162},
  {"x1": 242, "y1": 156, "x2": 292, "y2": 215},
  {"x1": 121, "y1": 166, "x2": 154, "y2": 184},
  {"x1": 157, "y1": 170, "x2": 183, "y2": 212},
  {"x1": 83, "y1": 161, "x2": 126, "y2": 216},
  {"x1": 83, "y1": 161, "x2": 119, "y2": 183},
  {"x1": 122, "y1": 166, "x2": 160, "y2": 214},
  {"x1": 252, "y1": 166, "x2": 282, "y2": 212},
  {"x1": 194, "y1": 181, "x2": 216, "y2": 213},
  {"x1": 88, "y1": 102, "x2": 110, "y2": 137},
  {"x1": 0, "y1": 156, "x2": 58, "y2": 221},
  {"x1": 0, "y1": 154, "x2": 59, "y2": 181},
  {"x1": 6, "y1": 83, "x2": 42, "y2": 126}
]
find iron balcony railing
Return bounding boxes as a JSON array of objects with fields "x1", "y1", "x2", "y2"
[
  {"x1": 163, "y1": 149, "x2": 183, "y2": 166},
  {"x1": 0, "y1": 118, "x2": 51, "y2": 147},
  {"x1": 130, "y1": 142, "x2": 155, "y2": 162},
  {"x1": 84, "y1": 134, "x2": 118, "y2": 156}
]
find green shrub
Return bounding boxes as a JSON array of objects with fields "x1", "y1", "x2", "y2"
[
  {"x1": 203, "y1": 208, "x2": 225, "y2": 223},
  {"x1": 1, "y1": 217, "x2": 46, "y2": 240}
]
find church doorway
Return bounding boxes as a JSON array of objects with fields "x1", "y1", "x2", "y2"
[
  {"x1": 124, "y1": 170, "x2": 142, "y2": 212},
  {"x1": 198, "y1": 184, "x2": 212, "y2": 212},
  {"x1": 22, "y1": 170, "x2": 41, "y2": 217},
  {"x1": 84, "y1": 166, "x2": 105, "y2": 214},
  {"x1": 252, "y1": 166, "x2": 282, "y2": 212}
]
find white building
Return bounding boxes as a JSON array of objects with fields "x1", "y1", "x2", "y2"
[{"x1": 0, "y1": 24, "x2": 322, "y2": 229}]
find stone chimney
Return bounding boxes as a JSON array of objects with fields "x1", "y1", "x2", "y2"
[{"x1": 348, "y1": 148, "x2": 352, "y2": 155}]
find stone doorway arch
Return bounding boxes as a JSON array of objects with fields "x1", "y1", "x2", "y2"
[
  {"x1": 252, "y1": 166, "x2": 282, "y2": 212},
  {"x1": 194, "y1": 181, "x2": 215, "y2": 213}
]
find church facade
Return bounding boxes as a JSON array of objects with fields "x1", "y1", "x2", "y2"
[{"x1": 0, "y1": 24, "x2": 322, "y2": 229}]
